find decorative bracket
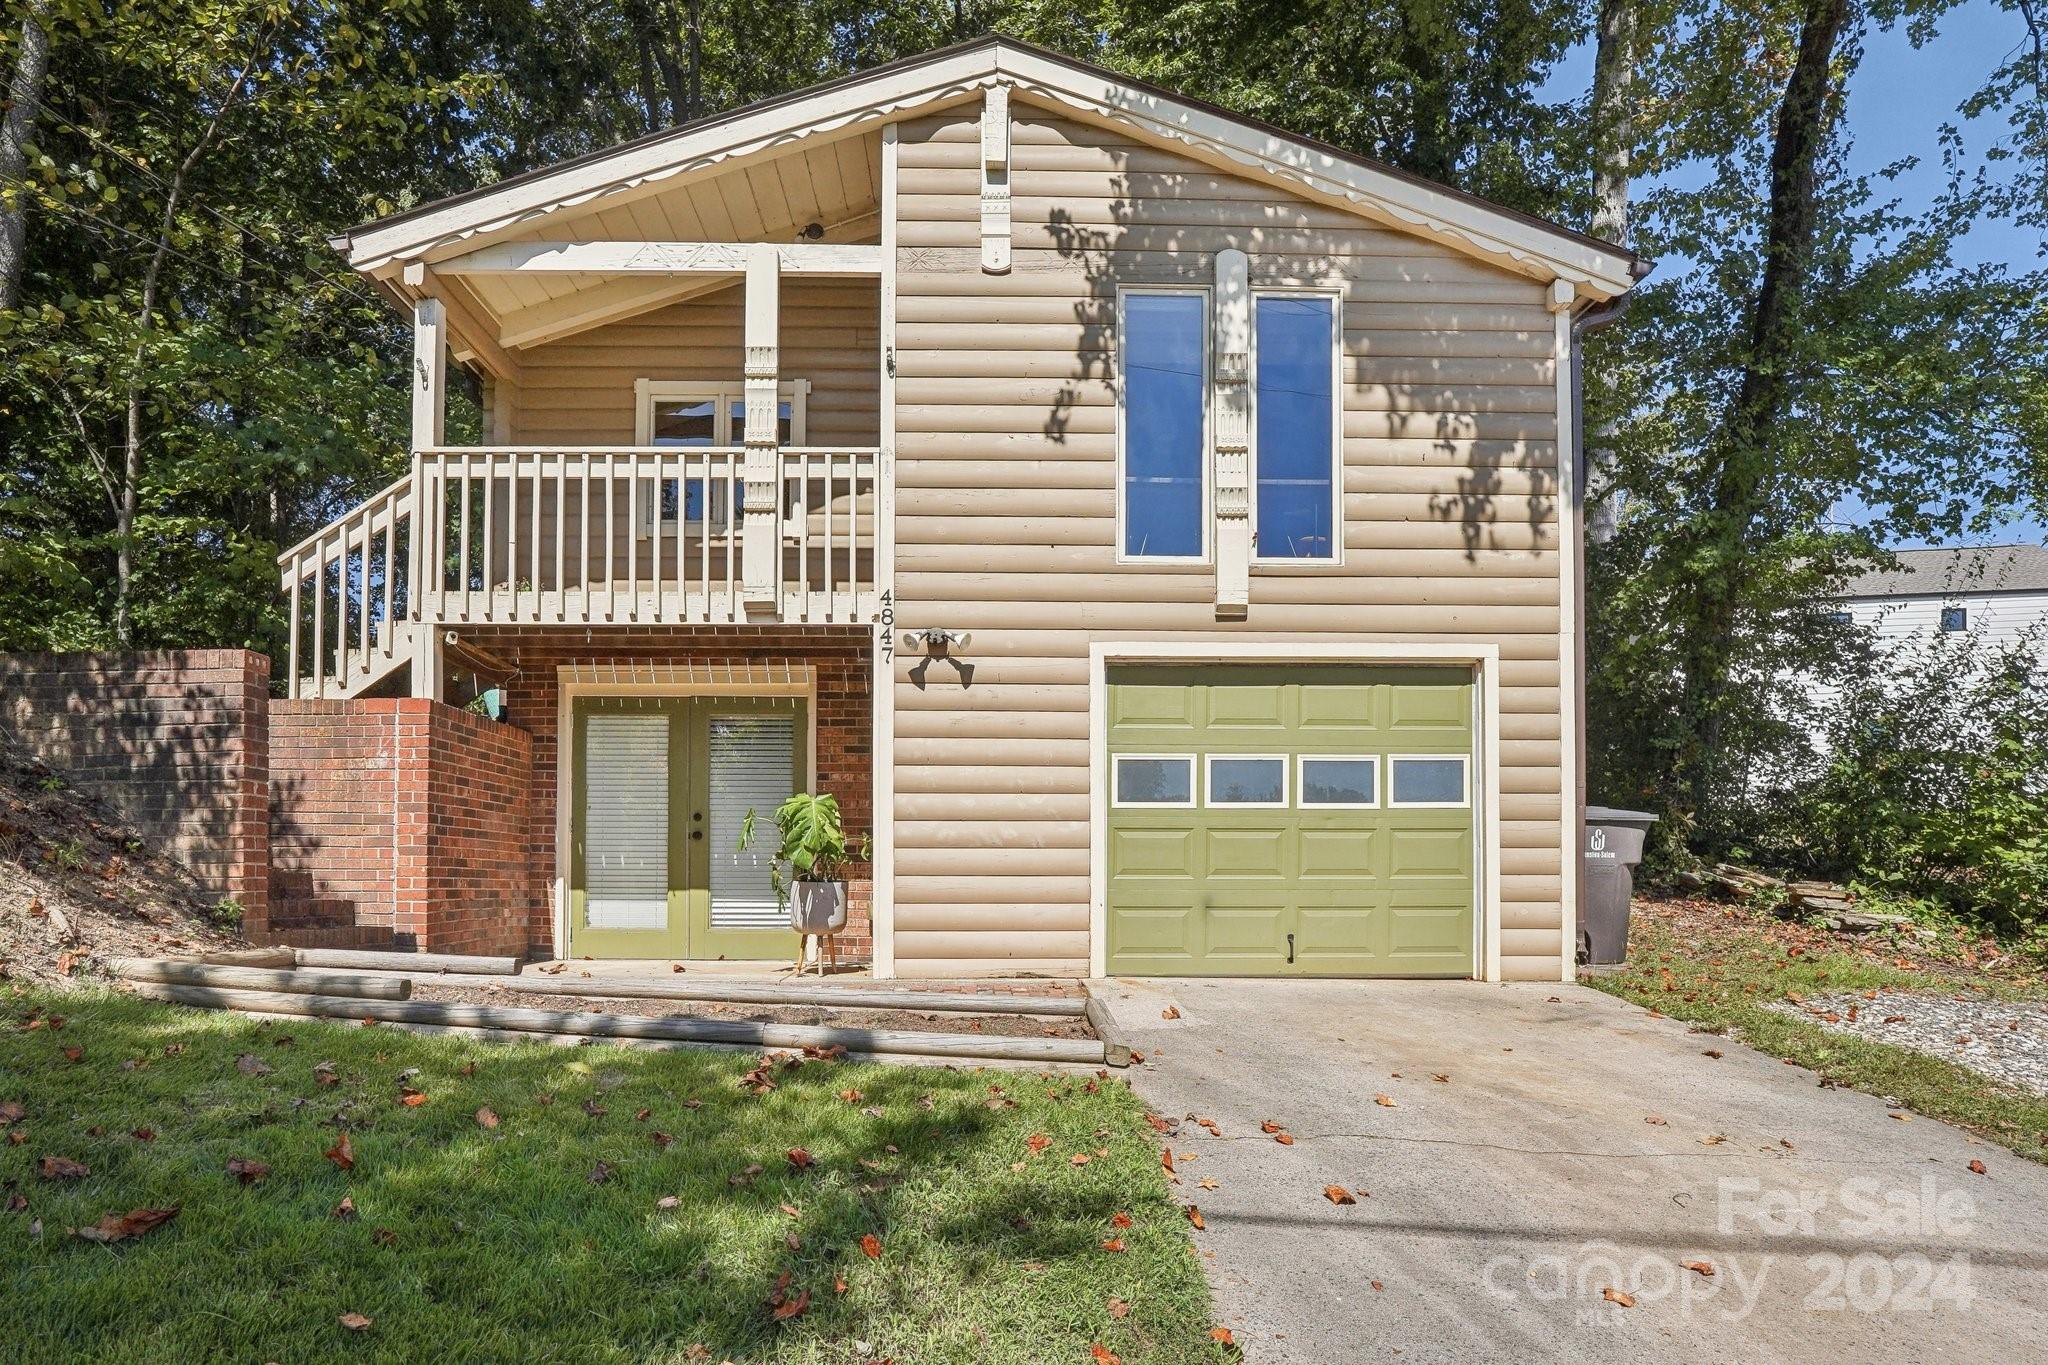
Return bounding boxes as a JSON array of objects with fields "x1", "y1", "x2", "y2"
[
  {"x1": 1213, "y1": 248, "x2": 1250, "y2": 615},
  {"x1": 980, "y1": 84, "x2": 1012, "y2": 274},
  {"x1": 741, "y1": 244, "x2": 781, "y2": 611}
]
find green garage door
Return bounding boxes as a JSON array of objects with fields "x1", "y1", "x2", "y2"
[{"x1": 1106, "y1": 664, "x2": 1476, "y2": 977}]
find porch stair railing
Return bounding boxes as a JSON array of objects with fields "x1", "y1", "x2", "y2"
[{"x1": 278, "y1": 473, "x2": 417, "y2": 702}]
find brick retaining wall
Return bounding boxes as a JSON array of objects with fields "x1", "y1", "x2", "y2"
[{"x1": 0, "y1": 650, "x2": 270, "y2": 930}]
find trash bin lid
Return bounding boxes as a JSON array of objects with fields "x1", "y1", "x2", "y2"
[{"x1": 1585, "y1": 805, "x2": 1659, "y2": 826}]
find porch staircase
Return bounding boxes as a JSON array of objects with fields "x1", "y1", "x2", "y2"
[
  {"x1": 278, "y1": 473, "x2": 418, "y2": 701},
  {"x1": 254, "y1": 870, "x2": 399, "y2": 951}
]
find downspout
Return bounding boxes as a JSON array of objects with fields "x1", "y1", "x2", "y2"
[{"x1": 1566, "y1": 268, "x2": 1645, "y2": 961}]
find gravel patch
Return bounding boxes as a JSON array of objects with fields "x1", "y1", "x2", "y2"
[{"x1": 1771, "y1": 991, "x2": 2048, "y2": 1096}]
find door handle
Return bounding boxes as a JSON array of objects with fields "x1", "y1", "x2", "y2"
[{"x1": 1286, "y1": 932, "x2": 1296, "y2": 965}]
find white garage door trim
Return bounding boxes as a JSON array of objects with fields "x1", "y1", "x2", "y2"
[{"x1": 1087, "y1": 641, "x2": 1503, "y2": 982}]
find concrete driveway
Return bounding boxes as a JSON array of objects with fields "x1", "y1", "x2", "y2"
[{"x1": 1098, "y1": 979, "x2": 2048, "y2": 1363}]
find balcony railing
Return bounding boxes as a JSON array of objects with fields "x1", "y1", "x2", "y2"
[{"x1": 279, "y1": 446, "x2": 878, "y2": 698}]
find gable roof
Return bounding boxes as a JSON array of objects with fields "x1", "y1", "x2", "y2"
[
  {"x1": 332, "y1": 35, "x2": 1647, "y2": 300},
  {"x1": 1838, "y1": 545, "x2": 2048, "y2": 599}
]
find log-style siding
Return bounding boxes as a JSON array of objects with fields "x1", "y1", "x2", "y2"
[{"x1": 890, "y1": 105, "x2": 1567, "y2": 980}]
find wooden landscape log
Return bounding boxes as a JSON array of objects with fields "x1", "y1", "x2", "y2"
[
  {"x1": 122, "y1": 983, "x2": 1110, "y2": 1066},
  {"x1": 362, "y1": 973, "x2": 1087, "y2": 1018},
  {"x1": 195, "y1": 947, "x2": 298, "y2": 969},
  {"x1": 110, "y1": 958, "x2": 412, "y2": 1001},
  {"x1": 1080, "y1": 983, "x2": 1136, "y2": 1069},
  {"x1": 294, "y1": 948, "x2": 520, "y2": 976}
]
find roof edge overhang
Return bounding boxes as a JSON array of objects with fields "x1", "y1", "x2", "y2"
[{"x1": 334, "y1": 36, "x2": 1645, "y2": 301}]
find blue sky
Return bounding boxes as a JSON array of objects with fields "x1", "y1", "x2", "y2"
[{"x1": 1550, "y1": 2, "x2": 2043, "y2": 548}]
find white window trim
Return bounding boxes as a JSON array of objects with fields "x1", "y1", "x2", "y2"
[
  {"x1": 632, "y1": 378, "x2": 811, "y2": 532},
  {"x1": 1295, "y1": 753, "x2": 1380, "y2": 809},
  {"x1": 1203, "y1": 752, "x2": 1290, "y2": 809},
  {"x1": 1387, "y1": 753, "x2": 1471, "y2": 808},
  {"x1": 1110, "y1": 753, "x2": 1197, "y2": 809},
  {"x1": 1115, "y1": 286, "x2": 1212, "y2": 565},
  {"x1": 1248, "y1": 288, "x2": 1344, "y2": 567}
]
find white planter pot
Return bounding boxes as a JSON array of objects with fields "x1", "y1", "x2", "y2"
[{"x1": 789, "y1": 880, "x2": 848, "y2": 935}]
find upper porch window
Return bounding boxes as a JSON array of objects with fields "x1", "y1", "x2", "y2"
[{"x1": 633, "y1": 378, "x2": 810, "y2": 529}]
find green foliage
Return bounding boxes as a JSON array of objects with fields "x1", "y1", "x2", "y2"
[
  {"x1": 1744, "y1": 630, "x2": 2048, "y2": 938},
  {"x1": 740, "y1": 791, "x2": 865, "y2": 904},
  {"x1": 207, "y1": 897, "x2": 246, "y2": 930}
]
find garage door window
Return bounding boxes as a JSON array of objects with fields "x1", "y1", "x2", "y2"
[
  {"x1": 1113, "y1": 754, "x2": 1196, "y2": 807},
  {"x1": 1388, "y1": 755, "x2": 1469, "y2": 807},
  {"x1": 1298, "y1": 755, "x2": 1378, "y2": 807},
  {"x1": 1206, "y1": 754, "x2": 1288, "y2": 807}
]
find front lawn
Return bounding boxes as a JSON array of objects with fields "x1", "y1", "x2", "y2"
[
  {"x1": 1586, "y1": 899, "x2": 2048, "y2": 1163},
  {"x1": 2, "y1": 990, "x2": 1226, "y2": 1364}
]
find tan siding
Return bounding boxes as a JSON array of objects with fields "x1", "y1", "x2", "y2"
[{"x1": 888, "y1": 103, "x2": 1567, "y2": 981}]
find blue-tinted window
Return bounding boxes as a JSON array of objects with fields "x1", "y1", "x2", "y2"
[
  {"x1": 1254, "y1": 295, "x2": 1337, "y2": 560},
  {"x1": 1121, "y1": 293, "x2": 1207, "y2": 558},
  {"x1": 1940, "y1": 606, "x2": 1967, "y2": 632}
]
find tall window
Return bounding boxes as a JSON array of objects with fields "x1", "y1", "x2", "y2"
[
  {"x1": 1119, "y1": 292, "x2": 1208, "y2": 560},
  {"x1": 1252, "y1": 294, "x2": 1339, "y2": 561},
  {"x1": 633, "y1": 380, "x2": 806, "y2": 528}
]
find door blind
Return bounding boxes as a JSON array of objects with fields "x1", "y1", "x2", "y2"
[
  {"x1": 708, "y1": 714, "x2": 795, "y2": 930},
  {"x1": 583, "y1": 713, "x2": 669, "y2": 931}
]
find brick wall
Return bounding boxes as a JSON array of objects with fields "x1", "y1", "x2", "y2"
[
  {"x1": 459, "y1": 625, "x2": 874, "y2": 961},
  {"x1": 0, "y1": 650, "x2": 270, "y2": 930},
  {"x1": 270, "y1": 699, "x2": 534, "y2": 957}
]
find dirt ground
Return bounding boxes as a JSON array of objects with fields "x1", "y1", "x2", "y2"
[
  {"x1": 1627, "y1": 890, "x2": 2041, "y2": 990},
  {"x1": 0, "y1": 735, "x2": 245, "y2": 988},
  {"x1": 407, "y1": 979, "x2": 1098, "y2": 1040}
]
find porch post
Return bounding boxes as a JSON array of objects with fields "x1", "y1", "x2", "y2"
[
  {"x1": 741, "y1": 242, "x2": 781, "y2": 614},
  {"x1": 410, "y1": 296, "x2": 447, "y2": 698}
]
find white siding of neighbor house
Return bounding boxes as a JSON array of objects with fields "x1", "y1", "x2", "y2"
[
  {"x1": 888, "y1": 104, "x2": 1570, "y2": 980},
  {"x1": 1839, "y1": 591, "x2": 2048, "y2": 658}
]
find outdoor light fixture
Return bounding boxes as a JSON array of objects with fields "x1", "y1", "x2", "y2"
[{"x1": 902, "y1": 628, "x2": 971, "y2": 653}]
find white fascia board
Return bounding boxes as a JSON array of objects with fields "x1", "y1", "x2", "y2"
[{"x1": 345, "y1": 41, "x2": 1636, "y2": 298}]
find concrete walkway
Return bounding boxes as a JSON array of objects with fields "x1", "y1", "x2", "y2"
[{"x1": 1099, "y1": 978, "x2": 2048, "y2": 1363}]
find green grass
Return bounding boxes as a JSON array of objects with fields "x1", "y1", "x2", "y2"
[
  {"x1": 1586, "y1": 911, "x2": 2048, "y2": 1164},
  {"x1": 1, "y1": 990, "x2": 1226, "y2": 1364}
]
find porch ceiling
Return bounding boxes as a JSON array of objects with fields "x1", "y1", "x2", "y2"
[{"x1": 397, "y1": 133, "x2": 882, "y2": 362}]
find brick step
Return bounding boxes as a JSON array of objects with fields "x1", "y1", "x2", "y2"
[
  {"x1": 267, "y1": 896, "x2": 357, "y2": 927},
  {"x1": 250, "y1": 923, "x2": 399, "y2": 951}
]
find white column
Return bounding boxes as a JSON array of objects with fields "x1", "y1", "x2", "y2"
[
  {"x1": 741, "y1": 242, "x2": 781, "y2": 612},
  {"x1": 1549, "y1": 276, "x2": 1581, "y2": 979},
  {"x1": 410, "y1": 297, "x2": 446, "y2": 699},
  {"x1": 980, "y1": 84, "x2": 1011, "y2": 274},
  {"x1": 1213, "y1": 248, "x2": 1251, "y2": 616}
]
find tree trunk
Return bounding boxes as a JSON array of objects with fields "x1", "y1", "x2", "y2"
[
  {"x1": 0, "y1": 0, "x2": 54, "y2": 311},
  {"x1": 624, "y1": 0, "x2": 666, "y2": 132},
  {"x1": 686, "y1": 0, "x2": 702, "y2": 121},
  {"x1": 1675, "y1": 0, "x2": 1852, "y2": 815},
  {"x1": 1589, "y1": 0, "x2": 1637, "y2": 247}
]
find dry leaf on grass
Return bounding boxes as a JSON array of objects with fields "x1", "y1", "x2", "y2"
[
  {"x1": 1100, "y1": 1237, "x2": 1126, "y2": 1253},
  {"x1": 38, "y1": 1155, "x2": 87, "y2": 1180},
  {"x1": 474, "y1": 1108, "x2": 499, "y2": 1129},
  {"x1": 332, "y1": 1197, "x2": 357, "y2": 1221},
  {"x1": 859, "y1": 1233, "x2": 882, "y2": 1259},
  {"x1": 225, "y1": 1158, "x2": 270, "y2": 1185},
  {"x1": 786, "y1": 1147, "x2": 814, "y2": 1170},
  {"x1": 1108, "y1": 1297, "x2": 1131, "y2": 1318},
  {"x1": 339, "y1": 1312, "x2": 373, "y2": 1332},
  {"x1": 324, "y1": 1133, "x2": 354, "y2": 1171},
  {"x1": 1090, "y1": 1345, "x2": 1122, "y2": 1365},
  {"x1": 73, "y1": 1206, "x2": 178, "y2": 1244},
  {"x1": 1209, "y1": 1326, "x2": 1235, "y2": 1346},
  {"x1": 234, "y1": 1053, "x2": 272, "y2": 1077}
]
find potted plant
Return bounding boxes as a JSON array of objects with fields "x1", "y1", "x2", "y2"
[{"x1": 738, "y1": 792, "x2": 866, "y2": 938}]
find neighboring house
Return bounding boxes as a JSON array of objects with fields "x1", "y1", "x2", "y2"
[
  {"x1": 1830, "y1": 545, "x2": 2048, "y2": 659},
  {"x1": 286, "y1": 37, "x2": 1644, "y2": 981}
]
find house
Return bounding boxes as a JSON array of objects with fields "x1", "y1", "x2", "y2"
[
  {"x1": 1830, "y1": 545, "x2": 2048, "y2": 658},
  {"x1": 283, "y1": 36, "x2": 1645, "y2": 981}
]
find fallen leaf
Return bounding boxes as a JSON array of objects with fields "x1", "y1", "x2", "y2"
[
  {"x1": 656, "y1": 1195, "x2": 681, "y2": 1210},
  {"x1": 332, "y1": 1197, "x2": 357, "y2": 1220},
  {"x1": 397, "y1": 1088, "x2": 426, "y2": 1108},
  {"x1": 1324, "y1": 1185, "x2": 1357, "y2": 1206},
  {"x1": 1259, "y1": 1120, "x2": 1284, "y2": 1134},
  {"x1": 325, "y1": 1133, "x2": 354, "y2": 1171},
  {"x1": 226, "y1": 1158, "x2": 270, "y2": 1185},
  {"x1": 1370, "y1": 1279, "x2": 1383, "y2": 1291},
  {"x1": 1108, "y1": 1297, "x2": 1131, "y2": 1318},
  {"x1": 1602, "y1": 1286, "x2": 1635, "y2": 1308},
  {"x1": 73, "y1": 1206, "x2": 178, "y2": 1244},
  {"x1": 1026, "y1": 1133, "x2": 1051, "y2": 1154},
  {"x1": 1071, "y1": 1153, "x2": 1092, "y2": 1167},
  {"x1": 1186, "y1": 1204, "x2": 1205, "y2": 1229},
  {"x1": 859, "y1": 1232, "x2": 882, "y2": 1259},
  {"x1": 0, "y1": 1102, "x2": 21, "y2": 1125},
  {"x1": 587, "y1": 1161, "x2": 614, "y2": 1184},
  {"x1": 61, "y1": 1046, "x2": 82, "y2": 1063},
  {"x1": 838, "y1": 1088, "x2": 863, "y2": 1104},
  {"x1": 778, "y1": 1203, "x2": 801, "y2": 1218},
  {"x1": 1209, "y1": 1326, "x2": 1235, "y2": 1346},
  {"x1": 1888, "y1": 1112, "x2": 1911, "y2": 1122},
  {"x1": 235, "y1": 1053, "x2": 272, "y2": 1077},
  {"x1": 1374, "y1": 1094, "x2": 1397, "y2": 1108},
  {"x1": 582, "y1": 1100, "x2": 606, "y2": 1118},
  {"x1": 313, "y1": 1061, "x2": 339, "y2": 1087},
  {"x1": 1644, "y1": 1116, "x2": 1667, "y2": 1126},
  {"x1": 1111, "y1": 1211, "x2": 1133, "y2": 1228},
  {"x1": 1159, "y1": 1148, "x2": 1174, "y2": 1175},
  {"x1": 1702, "y1": 1049, "x2": 1723, "y2": 1059},
  {"x1": 833, "y1": 1273, "x2": 847, "y2": 1294},
  {"x1": 475, "y1": 1107, "x2": 499, "y2": 1129},
  {"x1": 38, "y1": 1155, "x2": 88, "y2": 1181},
  {"x1": 1431, "y1": 1072, "x2": 1450, "y2": 1083},
  {"x1": 1681, "y1": 1260, "x2": 1715, "y2": 1278},
  {"x1": 373, "y1": 1226, "x2": 397, "y2": 1247},
  {"x1": 1968, "y1": 1160, "x2": 1987, "y2": 1176},
  {"x1": 634, "y1": 1107, "x2": 652, "y2": 1122},
  {"x1": 131, "y1": 1127, "x2": 155, "y2": 1142},
  {"x1": 1273, "y1": 1132, "x2": 1295, "y2": 1146},
  {"x1": 786, "y1": 1147, "x2": 814, "y2": 1170},
  {"x1": 1198, "y1": 1177, "x2": 1220, "y2": 1190},
  {"x1": 1090, "y1": 1346, "x2": 1122, "y2": 1365},
  {"x1": 1100, "y1": 1237, "x2": 1126, "y2": 1252},
  {"x1": 769, "y1": 1287, "x2": 809, "y2": 1322},
  {"x1": 1699, "y1": 1134, "x2": 1728, "y2": 1147},
  {"x1": 339, "y1": 1311, "x2": 373, "y2": 1332},
  {"x1": 1161, "y1": 1006, "x2": 1181, "y2": 1020}
]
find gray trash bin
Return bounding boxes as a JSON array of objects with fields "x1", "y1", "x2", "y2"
[{"x1": 1579, "y1": 805, "x2": 1658, "y2": 965}]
